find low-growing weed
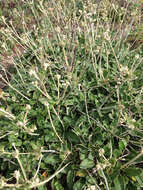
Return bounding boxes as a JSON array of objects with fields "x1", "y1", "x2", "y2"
[{"x1": 0, "y1": 0, "x2": 143, "y2": 189}]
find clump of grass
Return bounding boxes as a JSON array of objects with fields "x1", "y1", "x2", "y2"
[{"x1": 0, "y1": 0, "x2": 143, "y2": 189}]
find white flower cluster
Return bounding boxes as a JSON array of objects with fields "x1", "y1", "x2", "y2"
[
  {"x1": 29, "y1": 67, "x2": 39, "y2": 80},
  {"x1": 119, "y1": 65, "x2": 129, "y2": 76},
  {"x1": 86, "y1": 185, "x2": 96, "y2": 190},
  {"x1": 120, "y1": 113, "x2": 136, "y2": 130}
]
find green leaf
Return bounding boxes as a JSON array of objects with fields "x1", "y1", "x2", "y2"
[
  {"x1": 66, "y1": 131, "x2": 80, "y2": 143},
  {"x1": 80, "y1": 159, "x2": 94, "y2": 169},
  {"x1": 30, "y1": 141, "x2": 38, "y2": 150},
  {"x1": 114, "y1": 177, "x2": 122, "y2": 190},
  {"x1": 124, "y1": 167, "x2": 142, "y2": 177},
  {"x1": 113, "y1": 149, "x2": 122, "y2": 158},
  {"x1": 67, "y1": 170, "x2": 75, "y2": 189},
  {"x1": 44, "y1": 154, "x2": 60, "y2": 165},
  {"x1": 136, "y1": 171, "x2": 143, "y2": 187},
  {"x1": 119, "y1": 139, "x2": 127, "y2": 152},
  {"x1": 38, "y1": 185, "x2": 47, "y2": 190},
  {"x1": 114, "y1": 175, "x2": 127, "y2": 190},
  {"x1": 54, "y1": 181, "x2": 64, "y2": 190},
  {"x1": 73, "y1": 179, "x2": 85, "y2": 190},
  {"x1": 15, "y1": 139, "x2": 22, "y2": 147}
]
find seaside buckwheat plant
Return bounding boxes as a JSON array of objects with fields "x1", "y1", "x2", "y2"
[{"x1": 0, "y1": 0, "x2": 143, "y2": 189}]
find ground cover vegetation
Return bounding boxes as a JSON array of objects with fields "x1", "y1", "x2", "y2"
[{"x1": 0, "y1": 0, "x2": 143, "y2": 189}]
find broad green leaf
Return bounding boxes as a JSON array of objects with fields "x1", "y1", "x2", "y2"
[
  {"x1": 80, "y1": 159, "x2": 94, "y2": 169},
  {"x1": 66, "y1": 131, "x2": 80, "y2": 143},
  {"x1": 38, "y1": 185, "x2": 47, "y2": 190},
  {"x1": 54, "y1": 181, "x2": 64, "y2": 190},
  {"x1": 15, "y1": 139, "x2": 22, "y2": 147},
  {"x1": 73, "y1": 179, "x2": 85, "y2": 190},
  {"x1": 113, "y1": 149, "x2": 121, "y2": 157},
  {"x1": 44, "y1": 154, "x2": 60, "y2": 165},
  {"x1": 114, "y1": 177, "x2": 122, "y2": 190},
  {"x1": 124, "y1": 167, "x2": 142, "y2": 177},
  {"x1": 119, "y1": 139, "x2": 127, "y2": 152},
  {"x1": 114, "y1": 175, "x2": 127, "y2": 190},
  {"x1": 67, "y1": 170, "x2": 75, "y2": 189},
  {"x1": 136, "y1": 172, "x2": 143, "y2": 187}
]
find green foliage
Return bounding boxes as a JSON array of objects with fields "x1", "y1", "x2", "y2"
[
  {"x1": 0, "y1": 0, "x2": 143, "y2": 189},
  {"x1": 80, "y1": 159, "x2": 94, "y2": 169}
]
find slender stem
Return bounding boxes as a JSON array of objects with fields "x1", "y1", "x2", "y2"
[
  {"x1": 0, "y1": 75, "x2": 29, "y2": 100},
  {"x1": 86, "y1": 170, "x2": 101, "y2": 190},
  {"x1": 0, "y1": 108, "x2": 15, "y2": 120},
  {"x1": 52, "y1": 105, "x2": 64, "y2": 129},
  {"x1": 0, "y1": 131, "x2": 13, "y2": 139},
  {"x1": 30, "y1": 163, "x2": 70, "y2": 188},
  {"x1": 33, "y1": 155, "x2": 43, "y2": 179},
  {"x1": 16, "y1": 155, "x2": 28, "y2": 182},
  {"x1": 101, "y1": 169, "x2": 110, "y2": 190},
  {"x1": 47, "y1": 106, "x2": 64, "y2": 143},
  {"x1": 13, "y1": 144, "x2": 28, "y2": 182},
  {"x1": 122, "y1": 149, "x2": 143, "y2": 169}
]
